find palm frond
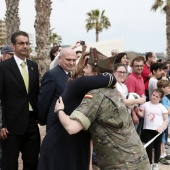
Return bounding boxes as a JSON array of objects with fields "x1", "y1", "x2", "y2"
[
  {"x1": 151, "y1": 0, "x2": 165, "y2": 11},
  {"x1": 85, "y1": 9, "x2": 111, "y2": 41}
]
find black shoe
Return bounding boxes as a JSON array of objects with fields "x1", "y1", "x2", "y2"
[
  {"x1": 159, "y1": 158, "x2": 170, "y2": 165},
  {"x1": 165, "y1": 155, "x2": 170, "y2": 160}
]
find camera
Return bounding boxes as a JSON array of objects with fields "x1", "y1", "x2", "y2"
[{"x1": 80, "y1": 41, "x2": 85, "y2": 45}]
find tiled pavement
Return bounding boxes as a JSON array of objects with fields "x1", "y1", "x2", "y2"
[
  {"x1": 159, "y1": 138, "x2": 170, "y2": 170},
  {"x1": 18, "y1": 126, "x2": 170, "y2": 170}
]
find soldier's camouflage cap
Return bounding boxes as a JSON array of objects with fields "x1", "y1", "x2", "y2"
[{"x1": 88, "y1": 48, "x2": 115, "y2": 73}]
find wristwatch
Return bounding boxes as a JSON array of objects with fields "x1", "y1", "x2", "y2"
[{"x1": 55, "y1": 109, "x2": 64, "y2": 117}]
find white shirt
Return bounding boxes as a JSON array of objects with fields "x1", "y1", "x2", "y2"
[
  {"x1": 142, "y1": 101, "x2": 168, "y2": 130},
  {"x1": 49, "y1": 52, "x2": 60, "y2": 70},
  {"x1": 148, "y1": 77, "x2": 158, "y2": 100},
  {"x1": 14, "y1": 55, "x2": 28, "y2": 74},
  {"x1": 116, "y1": 82, "x2": 128, "y2": 99},
  {"x1": 126, "y1": 65, "x2": 132, "y2": 73}
]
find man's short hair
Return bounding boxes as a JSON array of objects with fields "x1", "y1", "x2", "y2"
[
  {"x1": 11, "y1": 31, "x2": 29, "y2": 44},
  {"x1": 150, "y1": 63, "x2": 163, "y2": 74},
  {"x1": 131, "y1": 56, "x2": 145, "y2": 67},
  {"x1": 111, "y1": 49, "x2": 119, "y2": 55}
]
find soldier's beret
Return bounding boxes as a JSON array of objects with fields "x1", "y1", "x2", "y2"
[{"x1": 88, "y1": 48, "x2": 114, "y2": 73}]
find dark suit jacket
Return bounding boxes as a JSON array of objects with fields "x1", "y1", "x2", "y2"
[
  {"x1": 0, "y1": 57, "x2": 39, "y2": 135},
  {"x1": 0, "y1": 100, "x2": 2, "y2": 128},
  {"x1": 38, "y1": 65, "x2": 68, "y2": 131}
]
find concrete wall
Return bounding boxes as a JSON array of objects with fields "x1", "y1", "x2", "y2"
[{"x1": 75, "y1": 38, "x2": 124, "y2": 57}]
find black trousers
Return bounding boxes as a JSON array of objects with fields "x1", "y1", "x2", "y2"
[
  {"x1": 1, "y1": 112, "x2": 40, "y2": 170},
  {"x1": 141, "y1": 129, "x2": 163, "y2": 164}
]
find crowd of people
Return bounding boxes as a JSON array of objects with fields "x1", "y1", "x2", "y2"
[{"x1": 0, "y1": 30, "x2": 170, "y2": 170}]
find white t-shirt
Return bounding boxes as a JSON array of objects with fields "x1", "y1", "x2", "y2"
[
  {"x1": 142, "y1": 101, "x2": 168, "y2": 130},
  {"x1": 116, "y1": 82, "x2": 128, "y2": 99},
  {"x1": 148, "y1": 77, "x2": 158, "y2": 100},
  {"x1": 126, "y1": 65, "x2": 132, "y2": 74},
  {"x1": 49, "y1": 52, "x2": 60, "y2": 70}
]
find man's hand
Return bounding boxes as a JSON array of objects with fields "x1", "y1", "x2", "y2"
[
  {"x1": 82, "y1": 45, "x2": 87, "y2": 53},
  {"x1": 0, "y1": 128, "x2": 9, "y2": 139},
  {"x1": 54, "y1": 97, "x2": 65, "y2": 112}
]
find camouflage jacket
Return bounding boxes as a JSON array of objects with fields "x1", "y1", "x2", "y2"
[{"x1": 70, "y1": 87, "x2": 150, "y2": 170}]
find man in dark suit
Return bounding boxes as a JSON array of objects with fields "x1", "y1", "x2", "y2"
[
  {"x1": 38, "y1": 48, "x2": 77, "y2": 132},
  {"x1": 0, "y1": 45, "x2": 14, "y2": 169},
  {"x1": 0, "y1": 31, "x2": 40, "y2": 170}
]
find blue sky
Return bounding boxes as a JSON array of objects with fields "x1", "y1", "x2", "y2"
[{"x1": 0, "y1": 0, "x2": 166, "y2": 53}]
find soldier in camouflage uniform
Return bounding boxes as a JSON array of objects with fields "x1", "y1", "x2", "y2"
[
  {"x1": 74, "y1": 87, "x2": 151, "y2": 169},
  {"x1": 55, "y1": 48, "x2": 150, "y2": 170},
  {"x1": 56, "y1": 86, "x2": 150, "y2": 169}
]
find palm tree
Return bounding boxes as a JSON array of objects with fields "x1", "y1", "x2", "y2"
[
  {"x1": 0, "y1": 38, "x2": 7, "y2": 46},
  {"x1": 151, "y1": 0, "x2": 170, "y2": 59},
  {"x1": 50, "y1": 33, "x2": 58, "y2": 46},
  {"x1": 56, "y1": 34, "x2": 62, "y2": 45},
  {"x1": 5, "y1": 0, "x2": 20, "y2": 44},
  {"x1": 34, "y1": 0, "x2": 52, "y2": 81},
  {"x1": 85, "y1": 9, "x2": 111, "y2": 42},
  {"x1": 50, "y1": 29, "x2": 62, "y2": 46}
]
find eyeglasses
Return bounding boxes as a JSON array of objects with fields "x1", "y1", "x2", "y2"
[
  {"x1": 133, "y1": 65, "x2": 143, "y2": 68},
  {"x1": 116, "y1": 71, "x2": 127, "y2": 75},
  {"x1": 15, "y1": 42, "x2": 31, "y2": 46}
]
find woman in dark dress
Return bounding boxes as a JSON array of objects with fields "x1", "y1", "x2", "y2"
[{"x1": 37, "y1": 49, "x2": 116, "y2": 170}]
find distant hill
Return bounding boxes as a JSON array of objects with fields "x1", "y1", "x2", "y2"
[{"x1": 126, "y1": 51, "x2": 165, "y2": 61}]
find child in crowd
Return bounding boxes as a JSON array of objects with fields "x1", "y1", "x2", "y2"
[
  {"x1": 148, "y1": 62, "x2": 163, "y2": 100},
  {"x1": 137, "y1": 88, "x2": 169, "y2": 170},
  {"x1": 157, "y1": 80, "x2": 170, "y2": 165}
]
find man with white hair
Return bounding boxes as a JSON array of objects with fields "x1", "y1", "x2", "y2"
[
  {"x1": 111, "y1": 48, "x2": 119, "y2": 57},
  {"x1": 38, "y1": 48, "x2": 77, "y2": 131}
]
